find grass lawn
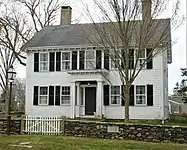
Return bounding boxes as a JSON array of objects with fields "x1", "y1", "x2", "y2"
[{"x1": 0, "y1": 135, "x2": 187, "y2": 150}]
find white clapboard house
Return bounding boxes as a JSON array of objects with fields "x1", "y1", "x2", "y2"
[{"x1": 23, "y1": 2, "x2": 172, "y2": 119}]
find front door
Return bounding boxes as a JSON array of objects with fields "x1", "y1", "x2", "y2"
[{"x1": 85, "y1": 87, "x2": 96, "y2": 115}]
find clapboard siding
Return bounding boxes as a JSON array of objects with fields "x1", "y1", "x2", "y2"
[
  {"x1": 104, "y1": 106, "x2": 162, "y2": 119},
  {"x1": 26, "y1": 49, "x2": 166, "y2": 119}
]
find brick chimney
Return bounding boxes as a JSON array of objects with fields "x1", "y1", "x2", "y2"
[
  {"x1": 142, "y1": 0, "x2": 152, "y2": 22},
  {"x1": 60, "y1": 6, "x2": 72, "y2": 25}
]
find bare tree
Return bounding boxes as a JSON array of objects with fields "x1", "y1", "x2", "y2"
[
  {"x1": 12, "y1": 78, "x2": 26, "y2": 111},
  {"x1": 0, "y1": 46, "x2": 16, "y2": 114},
  {"x1": 16, "y1": 0, "x2": 63, "y2": 32},
  {"x1": 0, "y1": 3, "x2": 32, "y2": 66},
  {"x1": 0, "y1": 0, "x2": 63, "y2": 66},
  {"x1": 83, "y1": 0, "x2": 182, "y2": 122}
]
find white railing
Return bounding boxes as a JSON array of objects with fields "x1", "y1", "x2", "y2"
[{"x1": 23, "y1": 116, "x2": 62, "y2": 135}]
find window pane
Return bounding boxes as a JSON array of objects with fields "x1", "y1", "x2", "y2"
[
  {"x1": 62, "y1": 52, "x2": 70, "y2": 60},
  {"x1": 86, "y1": 51, "x2": 94, "y2": 59},
  {"x1": 111, "y1": 96, "x2": 120, "y2": 104},
  {"x1": 136, "y1": 96, "x2": 146, "y2": 104},
  {"x1": 40, "y1": 62, "x2": 48, "y2": 71},
  {"x1": 40, "y1": 87, "x2": 48, "y2": 95},
  {"x1": 62, "y1": 62, "x2": 70, "y2": 70},
  {"x1": 136, "y1": 86, "x2": 145, "y2": 94},
  {"x1": 39, "y1": 96, "x2": 48, "y2": 104},
  {"x1": 137, "y1": 50, "x2": 145, "y2": 58},
  {"x1": 61, "y1": 96, "x2": 70, "y2": 104},
  {"x1": 111, "y1": 59, "x2": 120, "y2": 68},
  {"x1": 62, "y1": 86, "x2": 70, "y2": 95},
  {"x1": 86, "y1": 61, "x2": 95, "y2": 69},
  {"x1": 40, "y1": 53, "x2": 48, "y2": 61},
  {"x1": 111, "y1": 86, "x2": 120, "y2": 94}
]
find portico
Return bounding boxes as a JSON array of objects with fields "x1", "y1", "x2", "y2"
[{"x1": 71, "y1": 80, "x2": 104, "y2": 118}]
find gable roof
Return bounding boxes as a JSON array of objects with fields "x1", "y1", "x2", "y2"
[
  {"x1": 22, "y1": 24, "x2": 96, "y2": 50},
  {"x1": 22, "y1": 19, "x2": 171, "y2": 54}
]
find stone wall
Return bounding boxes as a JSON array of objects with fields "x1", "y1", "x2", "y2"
[
  {"x1": 0, "y1": 119, "x2": 21, "y2": 134},
  {"x1": 64, "y1": 120, "x2": 187, "y2": 143}
]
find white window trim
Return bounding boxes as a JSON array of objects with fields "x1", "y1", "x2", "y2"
[
  {"x1": 39, "y1": 52, "x2": 49, "y2": 72},
  {"x1": 38, "y1": 86, "x2": 49, "y2": 106},
  {"x1": 61, "y1": 51, "x2": 71, "y2": 71},
  {"x1": 135, "y1": 85, "x2": 147, "y2": 106},
  {"x1": 85, "y1": 50, "x2": 96, "y2": 70},
  {"x1": 110, "y1": 85, "x2": 121, "y2": 106},
  {"x1": 60, "y1": 86, "x2": 71, "y2": 105},
  {"x1": 136, "y1": 48, "x2": 147, "y2": 69},
  {"x1": 110, "y1": 50, "x2": 121, "y2": 70}
]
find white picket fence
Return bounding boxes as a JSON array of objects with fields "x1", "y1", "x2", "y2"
[{"x1": 23, "y1": 116, "x2": 62, "y2": 135}]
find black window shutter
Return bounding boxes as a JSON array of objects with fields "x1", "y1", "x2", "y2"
[
  {"x1": 146, "y1": 49, "x2": 153, "y2": 69},
  {"x1": 49, "y1": 86, "x2": 54, "y2": 105},
  {"x1": 121, "y1": 85, "x2": 125, "y2": 106},
  {"x1": 103, "y1": 85, "x2": 109, "y2": 106},
  {"x1": 121, "y1": 50, "x2": 125, "y2": 69},
  {"x1": 96, "y1": 50, "x2": 102, "y2": 69},
  {"x1": 129, "y1": 85, "x2": 134, "y2": 106},
  {"x1": 56, "y1": 52, "x2": 61, "y2": 71},
  {"x1": 33, "y1": 86, "x2": 38, "y2": 105},
  {"x1": 79, "y1": 51, "x2": 84, "y2": 70},
  {"x1": 129, "y1": 49, "x2": 134, "y2": 69},
  {"x1": 49, "y1": 52, "x2": 55, "y2": 71},
  {"x1": 34, "y1": 53, "x2": 39, "y2": 72},
  {"x1": 72, "y1": 51, "x2": 77, "y2": 70},
  {"x1": 55, "y1": 86, "x2": 60, "y2": 106},
  {"x1": 147, "y1": 84, "x2": 153, "y2": 106},
  {"x1": 104, "y1": 52, "x2": 109, "y2": 70}
]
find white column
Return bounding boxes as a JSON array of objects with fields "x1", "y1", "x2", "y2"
[
  {"x1": 77, "y1": 51, "x2": 80, "y2": 70},
  {"x1": 75, "y1": 82, "x2": 80, "y2": 117},
  {"x1": 96, "y1": 81, "x2": 103, "y2": 118},
  {"x1": 71, "y1": 81, "x2": 76, "y2": 118},
  {"x1": 101, "y1": 51, "x2": 104, "y2": 69}
]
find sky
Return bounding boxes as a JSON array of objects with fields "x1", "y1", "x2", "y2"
[{"x1": 16, "y1": 0, "x2": 187, "y2": 94}]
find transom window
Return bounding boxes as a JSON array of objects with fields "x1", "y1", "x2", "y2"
[
  {"x1": 39, "y1": 87, "x2": 48, "y2": 105},
  {"x1": 85, "y1": 51, "x2": 96, "y2": 69},
  {"x1": 62, "y1": 52, "x2": 70, "y2": 70},
  {"x1": 40, "y1": 53, "x2": 49, "y2": 71},
  {"x1": 136, "y1": 49, "x2": 146, "y2": 69},
  {"x1": 110, "y1": 86, "x2": 121, "y2": 105},
  {"x1": 135, "y1": 85, "x2": 146, "y2": 105},
  {"x1": 61, "y1": 86, "x2": 70, "y2": 104}
]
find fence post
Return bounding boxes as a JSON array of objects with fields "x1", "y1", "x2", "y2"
[
  {"x1": 60, "y1": 116, "x2": 66, "y2": 135},
  {"x1": 21, "y1": 115, "x2": 25, "y2": 134}
]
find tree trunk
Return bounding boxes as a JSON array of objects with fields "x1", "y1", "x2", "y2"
[{"x1": 124, "y1": 84, "x2": 130, "y2": 123}]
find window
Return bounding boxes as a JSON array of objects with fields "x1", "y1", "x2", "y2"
[
  {"x1": 85, "y1": 51, "x2": 95, "y2": 69},
  {"x1": 111, "y1": 53, "x2": 120, "y2": 69},
  {"x1": 110, "y1": 86, "x2": 121, "y2": 105},
  {"x1": 136, "y1": 49, "x2": 146, "y2": 69},
  {"x1": 39, "y1": 87, "x2": 48, "y2": 105},
  {"x1": 135, "y1": 85, "x2": 146, "y2": 105},
  {"x1": 61, "y1": 86, "x2": 70, "y2": 104},
  {"x1": 40, "y1": 53, "x2": 49, "y2": 71},
  {"x1": 62, "y1": 52, "x2": 70, "y2": 70}
]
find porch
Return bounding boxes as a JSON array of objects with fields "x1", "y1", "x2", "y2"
[{"x1": 71, "y1": 80, "x2": 105, "y2": 118}]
